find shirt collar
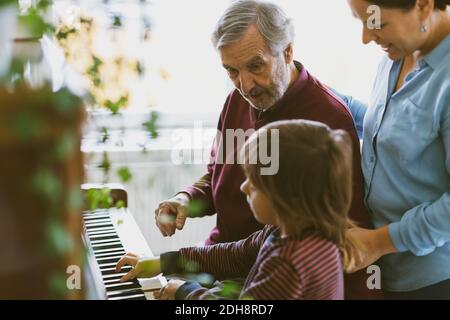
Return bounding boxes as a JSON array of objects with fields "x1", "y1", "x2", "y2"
[{"x1": 421, "y1": 33, "x2": 450, "y2": 70}]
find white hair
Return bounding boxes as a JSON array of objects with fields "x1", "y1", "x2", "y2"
[{"x1": 212, "y1": 0, "x2": 295, "y2": 55}]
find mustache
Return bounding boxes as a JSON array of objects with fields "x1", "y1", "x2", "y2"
[{"x1": 243, "y1": 86, "x2": 268, "y2": 99}]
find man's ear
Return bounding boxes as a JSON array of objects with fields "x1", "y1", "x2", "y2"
[{"x1": 283, "y1": 43, "x2": 294, "y2": 64}]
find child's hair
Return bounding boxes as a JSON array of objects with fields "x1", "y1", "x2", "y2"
[{"x1": 240, "y1": 119, "x2": 358, "y2": 270}]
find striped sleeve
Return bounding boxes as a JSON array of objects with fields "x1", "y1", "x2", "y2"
[
  {"x1": 241, "y1": 257, "x2": 302, "y2": 300},
  {"x1": 295, "y1": 239, "x2": 343, "y2": 300},
  {"x1": 179, "y1": 227, "x2": 272, "y2": 279}
]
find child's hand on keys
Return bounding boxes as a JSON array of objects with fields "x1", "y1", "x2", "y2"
[
  {"x1": 115, "y1": 253, "x2": 161, "y2": 282},
  {"x1": 154, "y1": 279, "x2": 186, "y2": 300}
]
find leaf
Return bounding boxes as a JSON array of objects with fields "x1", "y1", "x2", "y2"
[
  {"x1": 49, "y1": 272, "x2": 68, "y2": 299},
  {"x1": 101, "y1": 127, "x2": 109, "y2": 144},
  {"x1": 31, "y1": 170, "x2": 62, "y2": 204},
  {"x1": 46, "y1": 220, "x2": 73, "y2": 255},
  {"x1": 104, "y1": 95, "x2": 128, "y2": 114},
  {"x1": 115, "y1": 200, "x2": 125, "y2": 209},
  {"x1": 117, "y1": 167, "x2": 132, "y2": 183},
  {"x1": 112, "y1": 14, "x2": 122, "y2": 28},
  {"x1": 52, "y1": 133, "x2": 76, "y2": 161},
  {"x1": 85, "y1": 188, "x2": 113, "y2": 210},
  {"x1": 97, "y1": 151, "x2": 111, "y2": 176},
  {"x1": 142, "y1": 111, "x2": 159, "y2": 138}
]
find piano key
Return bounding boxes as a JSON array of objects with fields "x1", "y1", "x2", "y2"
[
  {"x1": 88, "y1": 233, "x2": 118, "y2": 240},
  {"x1": 83, "y1": 213, "x2": 111, "y2": 220},
  {"x1": 85, "y1": 222, "x2": 114, "y2": 229},
  {"x1": 96, "y1": 255, "x2": 124, "y2": 263},
  {"x1": 101, "y1": 266, "x2": 131, "y2": 274},
  {"x1": 85, "y1": 218, "x2": 112, "y2": 226},
  {"x1": 105, "y1": 282, "x2": 140, "y2": 291},
  {"x1": 92, "y1": 241, "x2": 123, "y2": 252},
  {"x1": 98, "y1": 262, "x2": 122, "y2": 268},
  {"x1": 91, "y1": 238, "x2": 123, "y2": 245},
  {"x1": 102, "y1": 272, "x2": 128, "y2": 279},
  {"x1": 108, "y1": 293, "x2": 146, "y2": 300},
  {"x1": 94, "y1": 250, "x2": 126, "y2": 258},
  {"x1": 86, "y1": 228, "x2": 116, "y2": 235},
  {"x1": 107, "y1": 288, "x2": 145, "y2": 297}
]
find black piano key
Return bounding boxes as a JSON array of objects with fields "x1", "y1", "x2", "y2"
[
  {"x1": 102, "y1": 272, "x2": 128, "y2": 280},
  {"x1": 108, "y1": 293, "x2": 146, "y2": 300},
  {"x1": 85, "y1": 222, "x2": 114, "y2": 229},
  {"x1": 101, "y1": 266, "x2": 131, "y2": 275},
  {"x1": 85, "y1": 219, "x2": 112, "y2": 226},
  {"x1": 105, "y1": 281, "x2": 140, "y2": 292},
  {"x1": 86, "y1": 228, "x2": 116, "y2": 236},
  {"x1": 98, "y1": 262, "x2": 122, "y2": 269},
  {"x1": 91, "y1": 242, "x2": 122, "y2": 250},
  {"x1": 107, "y1": 288, "x2": 145, "y2": 298},
  {"x1": 91, "y1": 238, "x2": 122, "y2": 245},
  {"x1": 94, "y1": 250, "x2": 126, "y2": 258},
  {"x1": 96, "y1": 255, "x2": 124, "y2": 264},
  {"x1": 88, "y1": 233, "x2": 118, "y2": 241},
  {"x1": 83, "y1": 213, "x2": 111, "y2": 220}
]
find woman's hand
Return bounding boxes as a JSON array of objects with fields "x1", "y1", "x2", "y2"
[
  {"x1": 154, "y1": 279, "x2": 186, "y2": 300},
  {"x1": 115, "y1": 253, "x2": 161, "y2": 282},
  {"x1": 346, "y1": 225, "x2": 397, "y2": 273}
]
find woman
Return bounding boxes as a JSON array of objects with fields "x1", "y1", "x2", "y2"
[{"x1": 341, "y1": 0, "x2": 450, "y2": 299}]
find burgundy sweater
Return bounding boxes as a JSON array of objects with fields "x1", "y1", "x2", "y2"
[
  {"x1": 162, "y1": 225, "x2": 344, "y2": 300},
  {"x1": 183, "y1": 62, "x2": 382, "y2": 300}
]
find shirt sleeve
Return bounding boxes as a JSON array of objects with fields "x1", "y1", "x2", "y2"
[
  {"x1": 388, "y1": 100, "x2": 450, "y2": 256},
  {"x1": 329, "y1": 87, "x2": 368, "y2": 139},
  {"x1": 177, "y1": 227, "x2": 270, "y2": 279},
  {"x1": 240, "y1": 256, "x2": 301, "y2": 300},
  {"x1": 176, "y1": 257, "x2": 301, "y2": 300}
]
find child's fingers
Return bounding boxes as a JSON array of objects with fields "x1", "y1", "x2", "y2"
[
  {"x1": 115, "y1": 254, "x2": 137, "y2": 273},
  {"x1": 120, "y1": 268, "x2": 138, "y2": 282}
]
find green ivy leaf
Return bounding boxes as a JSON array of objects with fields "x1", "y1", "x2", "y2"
[
  {"x1": 12, "y1": 112, "x2": 41, "y2": 139},
  {"x1": 56, "y1": 26, "x2": 77, "y2": 40},
  {"x1": 115, "y1": 200, "x2": 125, "y2": 209},
  {"x1": 104, "y1": 95, "x2": 128, "y2": 114},
  {"x1": 52, "y1": 133, "x2": 76, "y2": 161},
  {"x1": 47, "y1": 220, "x2": 73, "y2": 255},
  {"x1": 98, "y1": 151, "x2": 111, "y2": 176},
  {"x1": 101, "y1": 127, "x2": 109, "y2": 144},
  {"x1": 117, "y1": 166, "x2": 132, "y2": 183},
  {"x1": 32, "y1": 170, "x2": 62, "y2": 204},
  {"x1": 85, "y1": 188, "x2": 113, "y2": 210},
  {"x1": 49, "y1": 272, "x2": 68, "y2": 299},
  {"x1": 142, "y1": 111, "x2": 159, "y2": 139}
]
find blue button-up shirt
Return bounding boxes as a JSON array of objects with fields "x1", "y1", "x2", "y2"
[{"x1": 345, "y1": 34, "x2": 450, "y2": 291}]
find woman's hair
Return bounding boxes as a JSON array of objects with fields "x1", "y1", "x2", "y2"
[
  {"x1": 240, "y1": 119, "x2": 359, "y2": 270},
  {"x1": 368, "y1": 0, "x2": 449, "y2": 11}
]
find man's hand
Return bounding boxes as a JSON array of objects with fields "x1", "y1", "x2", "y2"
[
  {"x1": 115, "y1": 253, "x2": 161, "y2": 282},
  {"x1": 154, "y1": 279, "x2": 186, "y2": 300},
  {"x1": 346, "y1": 226, "x2": 397, "y2": 273},
  {"x1": 154, "y1": 193, "x2": 190, "y2": 237}
]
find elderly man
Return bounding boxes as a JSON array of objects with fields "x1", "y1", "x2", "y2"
[{"x1": 154, "y1": 0, "x2": 381, "y2": 299}]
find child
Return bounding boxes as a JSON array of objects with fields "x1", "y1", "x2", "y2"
[{"x1": 116, "y1": 119, "x2": 357, "y2": 300}]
